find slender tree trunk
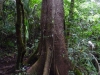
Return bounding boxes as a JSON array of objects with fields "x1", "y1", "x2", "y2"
[
  {"x1": 66, "y1": 0, "x2": 74, "y2": 39},
  {"x1": 15, "y1": 0, "x2": 26, "y2": 69},
  {"x1": 27, "y1": 0, "x2": 70, "y2": 75}
]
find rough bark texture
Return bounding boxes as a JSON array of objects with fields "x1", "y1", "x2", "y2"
[
  {"x1": 27, "y1": 0, "x2": 70, "y2": 75},
  {"x1": 52, "y1": 0, "x2": 69, "y2": 74}
]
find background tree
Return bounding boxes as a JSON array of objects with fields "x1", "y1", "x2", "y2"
[{"x1": 15, "y1": 0, "x2": 26, "y2": 69}]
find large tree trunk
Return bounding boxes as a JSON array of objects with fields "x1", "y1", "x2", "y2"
[
  {"x1": 52, "y1": 0, "x2": 70, "y2": 74},
  {"x1": 27, "y1": 0, "x2": 70, "y2": 75}
]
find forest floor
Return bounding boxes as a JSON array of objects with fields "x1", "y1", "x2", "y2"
[{"x1": 0, "y1": 48, "x2": 16, "y2": 75}]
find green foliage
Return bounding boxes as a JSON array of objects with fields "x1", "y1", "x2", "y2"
[
  {"x1": 91, "y1": 24, "x2": 100, "y2": 34},
  {"x1": 29, "y1": 0, "x2": 41, "y2": 9},
  {"x1": 74, "y1": 68, "x2": 82, "y2": 75},
  {"x1": 66, "y1": 0, "x2": 100, "y2": 74}
]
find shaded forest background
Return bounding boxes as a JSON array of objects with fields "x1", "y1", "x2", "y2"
[{"x1": 0, "y1": 0, "x2": 100, "y2": 75}]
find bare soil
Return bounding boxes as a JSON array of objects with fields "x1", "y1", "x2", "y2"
[{"x1": 0, "y1": 48, "x2": 16, "y2": 75}]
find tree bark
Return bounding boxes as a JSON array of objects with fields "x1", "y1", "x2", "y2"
[
  {"x1": 52, "y1": 0, "x2": 70, "y2": 74},
  {"x1": 27, "y1": 0, "x2": 70, "y2": 75}
]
